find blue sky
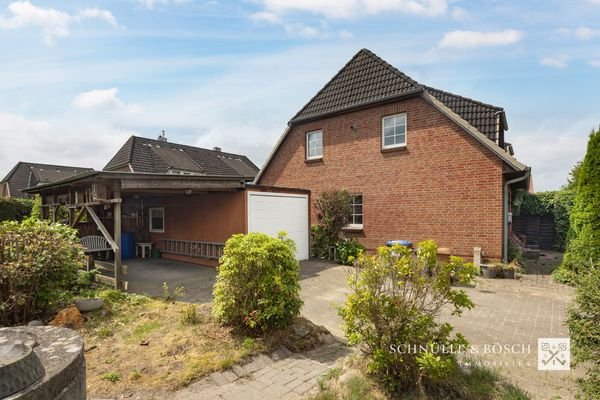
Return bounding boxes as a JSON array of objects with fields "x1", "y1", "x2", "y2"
[{"x1": 0, "y1": 0, "x2": 598, "y2": 191}]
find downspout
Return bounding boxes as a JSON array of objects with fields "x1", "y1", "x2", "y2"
[{"x1": 503, "y1": 167, "x2": 531, "y2": 262}]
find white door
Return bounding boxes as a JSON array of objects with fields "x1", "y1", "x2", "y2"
[{"x1": 247, "y1": 191, "x2": 309, "y2": 260}]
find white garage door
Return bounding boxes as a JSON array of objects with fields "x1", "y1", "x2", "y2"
[{"x1": 247, "y1": 191, "x2": 309, "y2": 260}]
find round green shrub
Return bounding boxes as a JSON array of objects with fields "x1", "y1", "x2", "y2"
[
  {"x1": 0, "y1": 218, "x2": 85, "y2": 325},
  {"x1": 213, "y1": 232, "x2": 303, "y2": 333}
]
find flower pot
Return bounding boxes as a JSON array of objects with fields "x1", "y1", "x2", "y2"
[
  {"x1": 480, "y1": 264, "x2": 498, "y2": 279},
  {"x1": 502, "y1": 269, "x2": 516, "y2": 279},
  {"x1": 74, "y1": 297, "x2": 104, "y2": 312}
]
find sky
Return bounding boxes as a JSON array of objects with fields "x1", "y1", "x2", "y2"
[{"x1": 0, "y1": 0, "x2": 598, "y2": 191}]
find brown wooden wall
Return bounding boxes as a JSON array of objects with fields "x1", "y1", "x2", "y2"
[{"x1": 512, "y1": 215, "x2": 555, "y2": 250}]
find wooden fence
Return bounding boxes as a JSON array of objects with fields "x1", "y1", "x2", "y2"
[{"x1": 513, "y1": 215, "x2": 556, "y2": 250}]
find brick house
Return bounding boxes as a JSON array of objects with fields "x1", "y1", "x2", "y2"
[{"x1": 256, "y1": 49, "x2": 530, "y2": 261}]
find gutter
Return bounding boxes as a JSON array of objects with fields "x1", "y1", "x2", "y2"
[{"x1": 503, "y1": 167, "x2": 531, "y2": 262}]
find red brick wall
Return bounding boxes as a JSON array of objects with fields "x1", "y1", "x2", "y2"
[{"x1": 258, "y1": 96, "x2": 504, "y2": 260}]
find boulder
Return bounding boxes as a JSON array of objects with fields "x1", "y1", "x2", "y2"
[{"x1": 49, "y1": 306, "x2": 84, "y2": 329}]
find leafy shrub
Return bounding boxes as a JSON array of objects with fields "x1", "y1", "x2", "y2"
[
  {"x1": 562, "y1": 128, "x2": 600, "y2": 274},
  {"x1": 0, "y1": 198, "x2": 34, "y2": 222},
  {"x1": 567, "y1": 265, "x2": 600, "y2": 398},
  {"x1": 213, "y1": 232, "x2": 303, "y2": 333},
  {"x1": 311, "y1": 224, "x2": 330, "y2": 259},
  {"x1": 313, "y1": 189, "x2": 353, "y2": 255},
  {"x1": 180, "y1": 304, "x2": 201, "y2": 325},
  {"x1": 338, "y1": 240, "x2": 477, "y2": 393},
  {"x1": 336, "y1": 238, "x2": 365, "y2": 265},
  {"x1": 0, "y1": 219, "x2": 85, "y2": 325}
]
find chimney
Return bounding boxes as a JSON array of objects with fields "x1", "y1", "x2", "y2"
[
  {"x1": 213, "y1": 146, "x2": 221, "y2": 152},
  {"x1": 157, "y1": 130, "x2": 168, "y2": 142}
]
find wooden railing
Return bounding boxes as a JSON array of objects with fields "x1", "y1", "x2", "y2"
[{"x1": 161, "y1": 239, "x2": 225, "y2": 259}]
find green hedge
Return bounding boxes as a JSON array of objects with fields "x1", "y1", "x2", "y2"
[{"x1": 0, "y1": 198, "x2": 34, "y2": 222}]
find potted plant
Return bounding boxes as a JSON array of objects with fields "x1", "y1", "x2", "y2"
[
  {"x1": 74, "y1": 289, "x2": 104, "y2": 312},
  {"x1": 480, "y1": 263, "x2": 499, "y2": 278},
  {"x1": 499, "y1": 260, "x2": 523, "y2": 279}
]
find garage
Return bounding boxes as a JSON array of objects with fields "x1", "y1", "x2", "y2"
[{"x1": 247, "y1": 190, "x2": 310, "y2": 260}]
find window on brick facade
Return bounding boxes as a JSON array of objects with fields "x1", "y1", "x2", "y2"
[
  {"x1": 306, "y1": 130, "x2": 323, "y2": 160},
  {"x1": 347, "y1": 194, "x2": 363, "y2": 229},
  {"x1": 382, "y1": 113, "x2": 407, "y2": 149},
  {"x1": 149, "y1": 207, "x2": 165, "y2": 233}
]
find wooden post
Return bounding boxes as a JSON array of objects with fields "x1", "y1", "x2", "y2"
[{"x1": 114, "y1": 188, "x2": 122, "y2": 290}]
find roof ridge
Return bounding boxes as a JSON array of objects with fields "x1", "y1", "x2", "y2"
[
  {"x1": 133, "y1": 135, "x2": 250, "y2": 160},
  {"x1": 423, "y1": 84, "x2": 503, "y2": 111},
  {"x1": 360, "y1": 48, "x2": 422, "y2": 89},
  {"x1": 289, "y1": 49, "x2": 367, "y2": 123}
]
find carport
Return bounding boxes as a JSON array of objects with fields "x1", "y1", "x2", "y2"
[{"x1": 26, "y1": 172, "x2": 310, "y2": 290}]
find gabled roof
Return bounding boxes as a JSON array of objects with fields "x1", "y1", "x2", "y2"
[
  {"x1": 290, "y1": 49, "x2": 422, "y2": 124},
  {"x1": 289, "y1": 48, "x2": 507, "y2": 142},
  {"x1": 256, "y1": 48, "x2": 528, "y2": 183},
  {"x1": 1, "y1": 162, "x2": 93, "y2": 198},
  {"x1": 104, "y1": 136, "x2": 259, "y2": 180}
]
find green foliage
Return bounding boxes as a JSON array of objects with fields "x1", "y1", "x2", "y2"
[
  {"x1": 0, "y1": 198, "x2": 34, "y2": 222},
  {"x1": 213, "y1": 232, "x2": 303, "y2": 333},
  {"x1": 313, "y1": 189, "x2": 353, "y2": 254},
  {"x1": 30, "y1": 195, "x2": 43, "y2": 220},
  {"x1": 100, "y1": 371, "x2": 121, "y2": 383},
  {"x1": 564, "y1": 160, "x2": 583, "y2": 190},
  {"x1": 336, "y1": 238, "x2": 365, "y2": 266},
  {"x1": 507, "y1": 239, "x2": 526, "y2": 266},
  {"x1": 180, "y1": 304, "x2": 201, "y2": 325},
  {"x1": 162, "y1": 281, "x2": 185, "y2": 302},
  {"x1": 562, "y1": 128, "x2": 600, "y2": 274},
  {"x1": 567, "y1": 265, "x2": 600, "y2": 398},
  {"x1": 0, "y1": 219, "x2": 85, "y2": 325},
  {"x1": 512, "y1": 190, "x2": 575, "y2": 251},
  {"x1": 338, "y1": 240, "x2": 477, "y2": 392},
  {"x1": 311, "y1": 224, "x2": 330, "y2": 259}
]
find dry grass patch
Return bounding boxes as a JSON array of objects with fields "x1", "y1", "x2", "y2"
[{"x1": 80, "y1": 290, "x2": 263, "y2": 397}]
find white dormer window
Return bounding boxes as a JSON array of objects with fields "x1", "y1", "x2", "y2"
[
  {"x1": 306, "y1": 130, "x2": 323, "y2": 160},
  {"x1": 382, "y1": 113, "x2": 407, "y2": 149}
]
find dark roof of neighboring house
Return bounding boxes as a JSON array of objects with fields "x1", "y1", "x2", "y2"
[
  {"x1": 103, "y1": 136, "x2": 259, "y2": 179},
  {"x1": 289, "y1": 48, "x2": 506, "y2": 142},
  {"x1": 1, "y1": 162, "x2": 93, "y2": 198}
]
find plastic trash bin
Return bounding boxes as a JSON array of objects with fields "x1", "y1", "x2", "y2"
[
  {"x1": 121, "y1": 232, "x2": 135, "y2": 260},
  {"x1": 386, "y1": 240, "x2": 413, "y2": 248}
]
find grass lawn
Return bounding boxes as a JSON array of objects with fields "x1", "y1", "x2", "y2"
[{"x1": 79, "y1": 289, "x2": 264, "y2": 397}]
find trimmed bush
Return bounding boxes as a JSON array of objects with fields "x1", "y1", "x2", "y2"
[
  {"x1": 213, "y1": 232, "x2": 303, "y2": 333},
  {"x1": 562, "y1": 128, "x2": 600, "y2": 274},
  {"x1": 0, "y1": 219, "x2": 85, "y2": 325},
  {"x1": 338, "y1": 240, "x2": 477, "y2": 393},
  {"x1": 0, "y1": 198, "x2": 34, "y2": 222},
  {"x1": 567, "y1": 265, "x2": 600, "y2": 398},
  {"x1": 313, "y1": 189, "x2": 352, "y2": 257}
]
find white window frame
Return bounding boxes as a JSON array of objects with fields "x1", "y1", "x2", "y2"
[
  {"x1": 306, "y1": 130, "x2": 323, "y2": 160},
  {"x1": 346, "y1": 193, "x2": 363, "y2": 230},
  {"x1": 149, "y1": 207, "x2": 165, "y2": 233},
  {"x1": 382, "y1": 113, "x2": 407, "y2": 149}
]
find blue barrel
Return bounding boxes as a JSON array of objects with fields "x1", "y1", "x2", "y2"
[
  {"x1": 386, "y1": 240, "x2": 413, "y2": 248},
  {"x1": 121, "y1": 232, "x2": 135, "y2": 259}
]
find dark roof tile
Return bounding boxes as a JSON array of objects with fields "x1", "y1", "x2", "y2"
[{"x1": 1, "y1": 162, "x2": 93, "y2": 198}]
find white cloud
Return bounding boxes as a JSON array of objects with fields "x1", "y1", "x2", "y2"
[
  {"x1": 438, "y1": 29, "x2": 522, "y2": 49},
  {"x1": 540, "y1": 56, "x2": 568, "y2": 69},
  {"x1": 589, "y1": 59, "x2": 600, "y2": 67},
  {"x1": 250, "y1": 10, "x2": 328, "y2": 39},
  {"x1": 451, "y1": 6, "x2": 468, "y2": 20},
  {"x1": 557, "y1": 26, "x2": 600, "y2": 40},
  {"x1": 339, "y1": 29, "x2": 353, "y2": 39},
  {"x1": 73, "y1": 88, "x2": 142, "y2": 113},
  {"x1": 78, "y1": 8, "x2": 118, "y2": 27},
  {"x1": 254, "y1": 0, "x2": 448, "y2": 19},
  {"x1": 0, "y1": 112, "x2": 134, "y2": 174},
  {"x1": 0, "y1": 1, "x2": 117, "y2": 45},
  {"x1": 136, "y1": 0, "x2": 190, "y2": 10}
]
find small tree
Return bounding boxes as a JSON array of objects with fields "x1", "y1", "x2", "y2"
[
  {"x1": 562, "y1": 128, "x2": 600, "y2": 274},
  {"x1": 312, "y1": 189, "x2": 352, "y2": 258},
  {"x1": 338, "y1": 241, "x2": 477, "y2": 393},
  {"x1": 567, "y1": 264, "x2": 600, "y2": 398},
  {"x1": 0, "y1": 219, "x2": 85, "y2": 325},
  {"x1": 213, "y1": 232, "x2": 303, "y2": 333}
]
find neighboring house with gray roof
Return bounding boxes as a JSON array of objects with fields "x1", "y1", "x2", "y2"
[
  {"x1": 0, "y1": 162, "x2": 93, "y2": 199},
  {"x1": 257, "y1": 48, "x2": 530, "y2": 262},
  {"x1": 104, "y1": 135, "x2": 259, "y2": 181}
]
